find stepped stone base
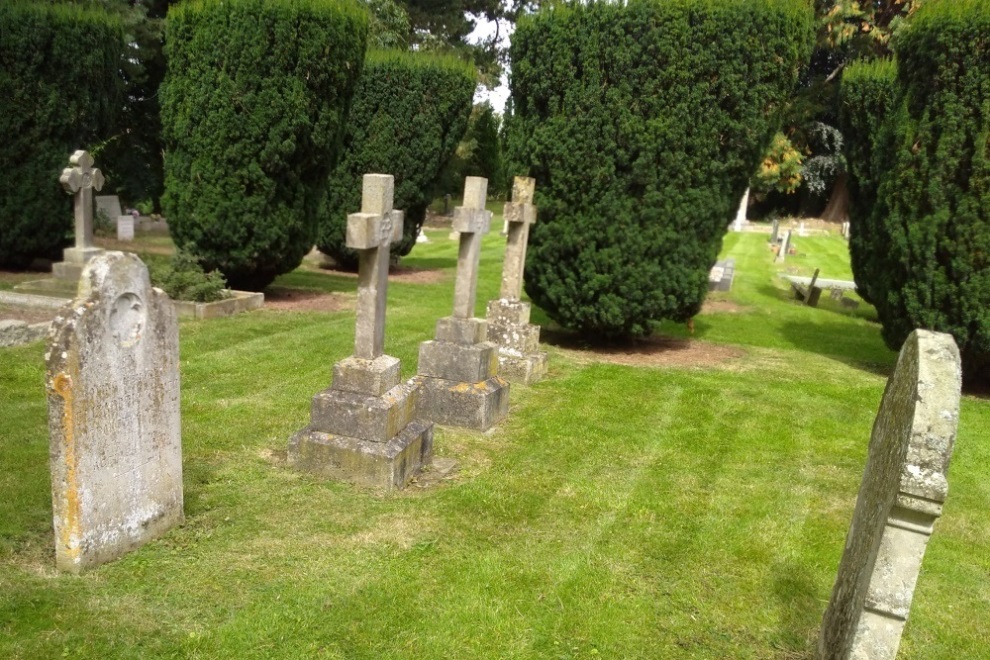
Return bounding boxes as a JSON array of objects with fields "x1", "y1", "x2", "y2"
[
  {"x1": 413, "y1": 374, "x2": 509, "y2": 431},
  {"x1": 486, "y1": 298, "x2": 548, "y2": 385},
  {"x1": 288, "y1": 420, "x2": 433, "y2": 491},
  {"x1": 498, "y1": 352, "x2": 548, "y2": 385}
]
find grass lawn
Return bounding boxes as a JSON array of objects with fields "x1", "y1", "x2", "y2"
[{"x1": 1, "y1": 225, "x2": 988, "y2": 658}]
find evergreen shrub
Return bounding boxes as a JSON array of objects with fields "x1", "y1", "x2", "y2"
[
  {"x1": 838, "y1": 59, "x2": 898, "y2": 306},
  {"x1": 317, "y1": 50, "x2": 474, "y2": 269},
  {"x1": 0, "y1": 1, "x2": 122, "y2": 268},
  {"x1": 844, "y1": 0, "x2": 990, "y2": 383},
  {"x1": 505, "y1": 0, "x2": 814, "y2": 338},
  {"x1": 161, "y1": 0, "x2": 368, "y2": 290}
]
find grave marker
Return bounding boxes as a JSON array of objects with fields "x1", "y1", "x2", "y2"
[
  {"x1": 53, "y1": 151, "x2": 106, "y2": 282},
  {"x1": 416, "y1": 177, "x2": 510, "y2": 430},
  {"x1": 708, "y1": 258, "x2": 736, "y2": 292},
  {"x1": 46, "y1": 252, "x2": 182, "y2": 573},
  {"x1": 770, "y1": 218, "x2": 780, "y2": 245},
  {"x1": 816, "y1": 329, "x2": 961, "y2": 660},
  {"x1": 776, "y1": 230, "x2": 792, "y2": 263},
  {"x1": 95, "y1": 195, "x2": 122, "y2": 223},
  {"x1": 289, "y1": 174, "x2": 432, "y2": 490},
  {"x1": 486, "y1": 177, "x2": 548, "y2": 384}
]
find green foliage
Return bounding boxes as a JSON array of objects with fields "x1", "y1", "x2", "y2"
[
  {"x1": 847, "y1": 0, "x2": 990, "y2": 384},
  {"x1": 505, "y1": 0, "x2": 815, "y2": 338},
  {"x1": 150, "y1": 248, "x2": 229, "y2": 302},
  {"x1": 463, "y1": 103, "x2": 504, "y2": 196},
  {"x1": 161, "y1": 0, "x2": 368, "y2": 290},
  {"x1": 317, "y1": 50, "x2": 474, "y2": 268},
  {"x1": 839, "y1": 58, "x2": 898, "y2": 305},
  {"x1": 753, "y1": 132, "x2": 804, "y2": 196},
  {"x1": 0, "y1": 1, "x2": 122, "y2": 268}
]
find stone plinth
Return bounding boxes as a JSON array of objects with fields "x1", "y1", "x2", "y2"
[
  {"x1": 288, "y1": 174, "x2": 432, "y2": 490},
  {"x1": 416, "y1": 176, "x2": 510, "y2": 431},
  {"x1": 45, "y1": 252, "x2": 183, "y2": 573},
  {"x1": 816, "y1": 329, "x2": 961, "y2": 660}
]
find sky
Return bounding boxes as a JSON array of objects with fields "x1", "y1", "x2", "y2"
[{"x1": 467, "y1": 13, "x2": 513, "y2": 113}]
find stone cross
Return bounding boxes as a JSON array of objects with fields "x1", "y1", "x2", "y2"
[
  {"x1": 346, "y1": 174, "x2": 403, "y2": 360},
  {"x1": 59, "y1": 150, "x2": 105, "y2": 251},
  {"x1": 817, "y1": 329, "x2": 961, "y2": 660},
  {"x1": 451, "y1": 176, "x2": 493, "y2": 319},
  {"x1": 500, "y1": 177, "x2": 537, "y2": 301}
]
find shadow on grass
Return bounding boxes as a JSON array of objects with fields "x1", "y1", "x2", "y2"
[
  {"x1": 772, "y1": 561, "x2": 822, "y2": 657},
  {"x1": 778, "y1": 319, "x2": 893, "y2": 379}
]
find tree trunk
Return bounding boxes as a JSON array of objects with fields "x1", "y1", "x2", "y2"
[{"x1": 821, "y1": 172, "x2": 849, "y2": 223}]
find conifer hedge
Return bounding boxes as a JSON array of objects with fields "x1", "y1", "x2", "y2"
[
  {"x1": 161, "y1": 0, "x2": 368, "y2": 291},
  {"x1": 0, "y1": 2, "x2": 121, "y2": 268},
  {"x1": 838, "y1": 59, "x2": 898, "y2": 306},
  {"x1": 505, "y1": 0, "x2": 814, "y2": 338},
  {"x1": 842, "y1": 0, "x2": 990, "y2": 384},
  {"x1": 317, "y1": 50, "x2": 475, "y2": 269}
]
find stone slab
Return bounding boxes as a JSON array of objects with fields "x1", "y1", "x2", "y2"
[
  {"x1": 413, "y1": 374, "x2": 509, "y2": 431},
  {"x1": 816, "y1": 329, "x2": 961, "y2": 660},
  {"x1": 434, "y1": 316, "x2": 488, "y2": 345},
  {"x1": 486, "y1": 298, "x2": 531, "y2": 327},
  {"x1": 45, "y1": 252, "x2": 183, "y2": 573},
  {"x1": 783, "y1": 275, "x2": 857, "y2": 291},
  {"x1": 310, "y1": 379, "x2": 419, "y2": 443},
  {"x1": 288, "y1": 418, "x2": 433, "y2": 492},
  {"x1": 418, "y1": 339, "x2": 498, "y2": 384},
  {"x1": 332, "y1": 355, "x2": 401, "y2": 397},
  {"x1": 487, "y1": 319, "x2": 541, "y2": 355},
  {"x1": 171, "y1": 290, "x2": 264, "y2": 320},
  {"x1": 0, "y1": 319, "x2": 50, "y2": 347},
  {"x1": 498, "y1": 352, "x2": 548, "y2": 385},
  {"x1": 117, "y1": 215, "x2": 134, "y2": 241},
  {"x1": 95, "y1": 195, "x2": 122, "y2": 221}
]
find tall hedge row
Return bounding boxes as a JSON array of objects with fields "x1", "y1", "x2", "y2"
[
  {"x1": 838, "y1": 59, "x2": 898, "y2": 306},
  {"x1": 317, "y1": 50, "x2": 475, "y2": 269},
  {"x1": 161, "y1": 0, "x2": 368, "y2": 291},
  {"x1": 505, "y1": 0, "x2": 814, "y2": 338},
  {"x1": 0, "y1": 2, "x2": 122, "y2": 268},
  {"x1": 842, "y1": 0, "x2": 990, "y2": 383}
]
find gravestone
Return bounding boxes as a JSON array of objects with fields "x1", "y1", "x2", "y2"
[
  {"x1": 53, "y1": 151, "x2": 106, "y2": 282},
  {"x1": 95, "y1": 195, "x2": 122, "y2": 224},
  {"x1": 841, "y1": 221, "x2": 851, "y2": 240},
  {"x1": 289, "y1": 174, "x2": 433, "y2": 490},
  {"x1": 770, "y1": 219, "x2": 780, "y2": 245},
  {"x1": 708, "y1": 258, "x2": 736, "y2": 292},
  {"x1": 776, "y1": 230, "x2": 792, "y2": 263},
  {"x1": 816, "y1": 329, "x2": 961, "y2": 660},
  {"x1": 799, "y1": 221, "x2": 807, "y2": 237},
  {"x1": 46, "y1": 252, "x2": 182, "y2": 573},
  {"x1": 117, "y1": 215, "x2": 135, "y2": 241},
  {"x1": 485, "y1": 176, "x2": 548, "y2": 384},
  {"x1": 416, "y1": 177, "x2": 510, "y2": 430}
]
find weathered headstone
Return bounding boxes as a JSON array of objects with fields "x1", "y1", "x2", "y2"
[
  {"x1": 416, "y1": 177, "x2": 510, "y2": 430},
  {"x1": 817, "y1": 329, "x2": 961, "y2": 660},
  {"x1": 776, "y1": 230, "x2": 792, "y2": 263},
  {"x1": 799, "y1": 221, "x2": 807, "y2": 237},
  {"x1": 708, "y1": 258, "x2": 736, "y2": 292},
  {"x1": 46, "y1": 252, "x2": 182, "y2": 573},
  {"x1": 117, "y1": 215, "x2": 135, "y2": 241},
  {"x1": 841, "y1": 221, "x2": 851, "y2": 240},
  {"x1": 52, "y1": 151, "x2": 106, "y2": 282},
  {"x1": 289, "y1": 174, "x2": 432, "y2": 490},
  {"x1": 485, "y1": 177, "x2": 548, "y2": 384},
  {"x1": 770, "y1": 218, "x2": 780, "y2": 245},
  {"x1": 95, "y1": 195, "x2": 122, "y2": 223}
]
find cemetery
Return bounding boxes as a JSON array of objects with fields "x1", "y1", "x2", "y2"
[{"x1": 2, "y1": 0, "x2": 989, "y2": 657}]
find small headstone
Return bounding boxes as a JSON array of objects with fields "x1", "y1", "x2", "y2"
[
  {"x1": 95, "y1": 195, "x2": 123, "y2": 223},
  {"x1": 486, "y1": 176, "x2": 548, "y2": 384},
  {"x1": 415, "y1": 230, "x2": 430, "y2": 244},
  {"x1": 770, "y1": 219, "x2": 780, "y2": 245},
  {"x1": 732, "y1": 187, "x2": 750, "y2": 232},
  {"x1": 52, "y1": 151, "x2": 106, "y2": 282},
  {"x1": 816, "y1": 329, "x2": 961, "y2": 660},
  {"x1": 776, "y1": 230, "x2": 792, "y2": 263},
  {"x1": 289, "y1": 174, "x2": 432, "y2": 490},
  {"x1": 799, "y1": 221, "x2": 807, "y2": 237},
  {"x1": 416, "y1": 177, "x2": 510, "y2": 430},
  {"x1": 841, "y1": 221, "x2": 851, "y2": 240},
  {"x1": 46, "y1": 252, "x2": 182, "y2": 573},
  {"x1": 117, "y1": 215, "x2": 134, "y2": 241}
]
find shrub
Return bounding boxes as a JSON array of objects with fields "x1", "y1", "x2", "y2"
[
  {"x1": 0, "y1": 1, "x2": 122, "y2": 268},
  {"x1": 505, "y1": 0, "x2": 814, "y2": 338},
  {"x1": 845, "y1": 0, "x2": 990, "y2": 384},
  {"x1": 161, "y1": 0, "x2": 368, "y2": 290},
  {"x1": 316, "y1": 50, "x2": 474, "y2": 269},
  {"x1": 151, "y1": 248, "x2": 230, "y2": 303},
  {"x1": 838, "y1": 58, "x2": 898, "y2": 306}
]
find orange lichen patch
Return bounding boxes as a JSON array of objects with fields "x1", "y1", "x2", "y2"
[{"x1": 51, "y1": 372, "x2": 81, "y2": 564}]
